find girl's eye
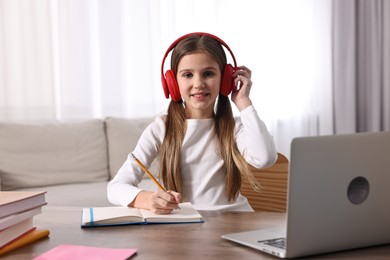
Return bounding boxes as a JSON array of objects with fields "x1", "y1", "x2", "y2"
[
  {"x1": 204, "y1": 71, "x2": 215, "y2": 77},
  {"x1": 182, "y1": 72, "x2": 192, "y2": 78}
]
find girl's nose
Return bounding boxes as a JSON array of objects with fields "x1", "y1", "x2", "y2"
[{"x1": 193, "y1": 76, "x2": 205, "y2": 89}]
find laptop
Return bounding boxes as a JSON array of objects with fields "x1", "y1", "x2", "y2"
[{"x1": 222, "y1": 131, "x2": 390, "y2": 258}]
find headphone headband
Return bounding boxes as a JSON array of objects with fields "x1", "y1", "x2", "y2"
[{"x1": 161, "y1": 32, "x2": 237, "y2": 77}]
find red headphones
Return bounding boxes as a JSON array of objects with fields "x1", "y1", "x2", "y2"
[{"x1": 161, "y1": 32, "x2": 237, "y2": 102}]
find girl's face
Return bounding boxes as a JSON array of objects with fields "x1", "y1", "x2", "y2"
[{"x1": 176, "y1": 51, "x2": 221, "y2": 119}]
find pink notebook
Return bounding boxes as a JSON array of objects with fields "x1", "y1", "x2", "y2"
[{"x1": 34, "y1": 244, "x2": 137, "y2": 260}]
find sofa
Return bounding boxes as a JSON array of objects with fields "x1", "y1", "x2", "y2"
[
  {"x1": 0, "y1": 117, "x2": 158, "y2": 207},
  {"x1": 0, "y1": 117, "x2": 289, "y2": 212}
]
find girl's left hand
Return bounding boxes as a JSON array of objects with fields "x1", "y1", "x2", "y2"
[{"x1": 231, "y1": 66, "x2": 253, "y2": 111}]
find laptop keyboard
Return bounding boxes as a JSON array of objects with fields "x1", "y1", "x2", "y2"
[{"x1": 257, "y1": 238, "x2": 286, "y2": 249}]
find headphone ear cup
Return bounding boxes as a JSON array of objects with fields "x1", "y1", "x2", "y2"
[
  {"x1": 220, "y1": 64, "x2": 234, "y2": 96},
  {"x1": 161, "y1": 75, "x2": 170, "y2": 99},
  {"x1": 165, "y1": 70, "x2": 181, "y2": 102}
]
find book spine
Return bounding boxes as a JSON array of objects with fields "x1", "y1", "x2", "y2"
[{"x1": 0, "y1": 227, "x2": 36, "y2": 249}]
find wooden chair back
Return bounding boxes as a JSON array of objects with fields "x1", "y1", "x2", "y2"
[{"x1": 241, "y1": 153, "x2": 289, "y2": 212}]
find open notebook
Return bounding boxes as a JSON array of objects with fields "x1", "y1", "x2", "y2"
[{"x1": 81, "y1": 202, "x2": 203, "y2": 227}]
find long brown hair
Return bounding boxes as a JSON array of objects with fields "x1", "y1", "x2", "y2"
[{"x1": 159, "y1": 34, "x2": 259, "y2": 201}]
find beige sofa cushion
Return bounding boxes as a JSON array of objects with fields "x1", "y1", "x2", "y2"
[
  {"x1": 105, "y1": 117, "x2": 156, "y2": 179},
  {"x1": 0, "y1": 120, "x2": 109, "y2": 190},
  {"x1": 18, "y1": 179, "x2": 157, "y2": 207}
]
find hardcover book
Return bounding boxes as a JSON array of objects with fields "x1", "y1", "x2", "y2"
[{"x1": 0, "y1": 191, "x2": 46, "y2": 219}]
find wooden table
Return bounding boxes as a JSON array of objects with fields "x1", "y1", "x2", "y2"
[{"x1": 2, "y1": 206, "x2": 390, "y2": 259}]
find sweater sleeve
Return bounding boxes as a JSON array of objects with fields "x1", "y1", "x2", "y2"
[
  {"x1": 107, "y1": 116, "x2": 165, "y2": 207},
  {"x1": 235, "y1": 105, "x2": 277, "y2": 168}
]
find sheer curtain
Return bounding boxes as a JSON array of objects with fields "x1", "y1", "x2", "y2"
[
  {"x1": 332, "y1": 0, "x2": 390, "y2": 133},
  {"x1": 0, "y1": 0, "x2": 333, "y2": 157}
]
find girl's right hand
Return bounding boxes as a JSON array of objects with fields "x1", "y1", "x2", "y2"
[{"x1": 147, "y1": 189, "x2": 182, "y2": 214}]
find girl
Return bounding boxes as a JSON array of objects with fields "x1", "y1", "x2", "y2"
[{"x1": 107, "y1": 33, "x2": 277, "y2": 213}]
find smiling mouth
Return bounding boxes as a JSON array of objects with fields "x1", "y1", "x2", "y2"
[{"x1": 190, "y1": 93, "x2": 209, "y2": 98}]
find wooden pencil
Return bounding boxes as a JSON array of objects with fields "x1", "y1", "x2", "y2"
[{"x1": 130, "y1": 153, "x2": 167, "y2": 192}]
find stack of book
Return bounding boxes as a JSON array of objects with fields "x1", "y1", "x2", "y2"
[{"x1": 0, "y1": 191, "x2": 49, "y2": 256}]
